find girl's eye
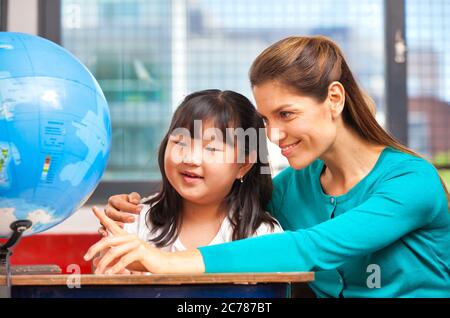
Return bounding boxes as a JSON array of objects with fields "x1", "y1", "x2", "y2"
[
  {"x1": 173, "y1": 140, "x2": 187, "y2": 147},
  {"x1": 205, "y1": 147, "x2": 217, "y2": 152},
  {"x1": 279, "y1": 111, "x2": 293, "y2": 119}
]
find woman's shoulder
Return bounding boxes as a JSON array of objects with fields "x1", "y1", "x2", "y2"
[
  {"x1": 378, "y1": 147, "x2": 441, "y2": 182},
  {"x1": 373, "y1": 148, "x2": 448, "y2": 213}
]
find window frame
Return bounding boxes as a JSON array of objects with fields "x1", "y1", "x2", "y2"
[
  {"x1": 384, "y1": 0, "x2": 408, "y2": 145},
  {"x1": 0, "y1": 0, "x2": 8, "y2": 31},
  {"x1": 38, "y1": 0, "x2": 61, "y2": 43}
]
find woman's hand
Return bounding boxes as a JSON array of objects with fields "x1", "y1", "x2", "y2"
[
  {"x1": 98, "y1": 192, "x2": 142, "y2": 237},
  {"x1": 86, "y1": 206, "x2": 168, "y2": 274}
]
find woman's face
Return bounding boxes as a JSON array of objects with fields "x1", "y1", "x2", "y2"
[
  {"x1": 253, "y1": 81, "x2": 339, "y2": 170},
  {"x1": 164, "y1": 121, "x2": 251, "y2": 206}
]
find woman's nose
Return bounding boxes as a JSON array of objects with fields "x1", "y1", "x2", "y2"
[{"x1": 266, "y1": 126, "x2": 287, "y2": 145}]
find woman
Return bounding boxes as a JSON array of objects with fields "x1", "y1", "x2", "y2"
[{"x1": 85, "y1": 36, "x2": 450, "y2": 297}]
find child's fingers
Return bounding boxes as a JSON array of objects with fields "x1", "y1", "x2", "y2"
[
  {"x1": 97, "y1": 222, "x2": 123, "y2": 237},
  {"x1": 95, "y1": 241, "x2": 140, "y2": 274},
  {"x1": 84, "y1": 235, "x2": 135, "y2": 261},
  {"x1": 116, "y1": 222, "x2": 125, "y2": 229},
  {"x1": 92, "y1": 206, "x2": 126, "y2": 236},
  {"x1": 93, "y1": 255, "x2": 100, "y2": 267},
  {"x1": 107, "y1": 250, "x2": 142, "y2": 275},
  {"x1": 98, "y1": 226, "x2": 108, "y2": 237}
]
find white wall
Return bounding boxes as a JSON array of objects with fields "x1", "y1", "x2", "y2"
[
  {"x1": 46, "y1": 205, "x2": 102, "y2": 234},
  {"x1": 7, "y1": 0, "x2": 38, "y2": 34}
]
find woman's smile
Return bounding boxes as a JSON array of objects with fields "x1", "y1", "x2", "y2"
[{"x1": 280, "y1": 140, "x2": 301, "y2": 157}]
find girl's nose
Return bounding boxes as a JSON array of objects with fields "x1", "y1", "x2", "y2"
[{"x1": 182, "y1": 145, "x2": 202, "y2": 166}]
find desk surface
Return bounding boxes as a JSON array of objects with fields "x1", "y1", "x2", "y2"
[{"x1": 1, "y1": 272, "x2": 314, "y2": 286}]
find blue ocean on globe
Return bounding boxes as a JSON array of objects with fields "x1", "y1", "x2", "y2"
[{"x1": 0, "y1": 32, "x2": 111, "y2": 237}]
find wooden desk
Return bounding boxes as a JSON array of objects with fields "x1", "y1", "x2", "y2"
[{"x1": 1, "y1": 272, "x2": 314, "y2": 298}]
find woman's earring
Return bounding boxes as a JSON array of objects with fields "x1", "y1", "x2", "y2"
[{"x1": 240, "y1": 177, "x2": 244, "y2": 183}]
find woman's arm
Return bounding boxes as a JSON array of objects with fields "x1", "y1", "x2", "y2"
[
  {"x1": 87, "y1": 160, "x2": 444, "y2": 275},
  {"x1": 199, "y1": 160, "x2": 445, "y2": 273}
]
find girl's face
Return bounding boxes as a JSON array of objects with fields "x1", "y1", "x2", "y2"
[
  {"x1": 253, "y1": 80, "x2": 342, "y2": 170},
  {"x1": 164, "y1": 121, "x2": 252, "y2": 206}
]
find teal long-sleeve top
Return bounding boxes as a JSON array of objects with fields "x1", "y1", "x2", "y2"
[{"x1": 199, "y1": 147, "x2": 450, "y2": 297}]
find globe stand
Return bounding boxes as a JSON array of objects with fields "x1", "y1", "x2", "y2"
[{"x1": 0, "y1": 220, "x2": 32, "y2": 298}]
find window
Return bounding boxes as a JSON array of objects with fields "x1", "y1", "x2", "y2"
[
  {"x1": 61, "y1": 0, "x2": 386, "y2": 181},
  {"x1": 62, "y1": 0, "x2": 172, "y2": 181},
  {"x1": 406, "y1": 0, "x2": 450, "y2": 170}
]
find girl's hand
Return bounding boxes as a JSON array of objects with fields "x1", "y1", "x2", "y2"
[
  {"x1": 98, "y1": 192, "x2": 142, "y2": 237},
  {"x1": 85, "y1": 206, "x2": 167, "y2": 274},
  {"x1": 92, "y1": 250, "x2": 131, "y2": 275}
]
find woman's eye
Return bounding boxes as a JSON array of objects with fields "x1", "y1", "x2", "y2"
[
  {"x1": 205, "y1": 147, "x2": 217, "y2": 152},
  {"x1": 279, "y1": 111, "x2": 293, "y2": 119}
]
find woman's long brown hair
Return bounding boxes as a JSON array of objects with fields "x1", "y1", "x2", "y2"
[{"x1": 249, "y1": 35, "x2": 450, "y2": 209}]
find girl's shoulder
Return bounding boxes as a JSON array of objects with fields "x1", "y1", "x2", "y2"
[
  {"x1": 253, "y1": 213, "x2": 284, "y2": 237},
  {"x1": 123, "y1": 193, "x2": 160, "y2": 240},
  {"x1": 211, "y1": 213, "x2": 284, "y2": 245}
]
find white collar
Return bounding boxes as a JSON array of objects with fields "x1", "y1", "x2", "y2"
[{"x1": 171, "y1": 216, "x2": 232, "y2": 251}]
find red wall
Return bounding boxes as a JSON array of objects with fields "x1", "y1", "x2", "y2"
[{"x1": 7, "y1": 234, "x2": 100, "y2": 274}]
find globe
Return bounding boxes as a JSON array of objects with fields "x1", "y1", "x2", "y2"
[{"x1": 0, "y1": 32, "x2": 111, "y2": 238}]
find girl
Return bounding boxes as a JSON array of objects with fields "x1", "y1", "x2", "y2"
[
  {"x1": 86, "y1": 36, "x2": 450, "y2": 297},
  {"x1": 91, "y1": 89, "x2": 282, "y2": 274}
]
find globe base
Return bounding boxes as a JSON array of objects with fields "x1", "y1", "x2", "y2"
[{"x1": 0, "y1": 220, "x2": 33, "y2": 298}]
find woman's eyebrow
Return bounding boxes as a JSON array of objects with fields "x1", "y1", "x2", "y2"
[
  {"x1": 271, "y1": 104, "x2": 297, "y2": 114},
  {"x1": 257, "y1": 104, "x2": 296, "y2": 118}
]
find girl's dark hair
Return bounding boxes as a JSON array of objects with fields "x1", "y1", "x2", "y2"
[{"x1": 144, "y1": 89, "x2": 277, "y2": 248}]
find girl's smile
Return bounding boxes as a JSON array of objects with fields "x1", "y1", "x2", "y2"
[{"x1": 180, "y1": 170, "x2": 204, "y2": 185}]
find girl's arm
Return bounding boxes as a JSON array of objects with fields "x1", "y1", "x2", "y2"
[{"x1": 84, "y1": 206, "x2": 206, "y2": 274}]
